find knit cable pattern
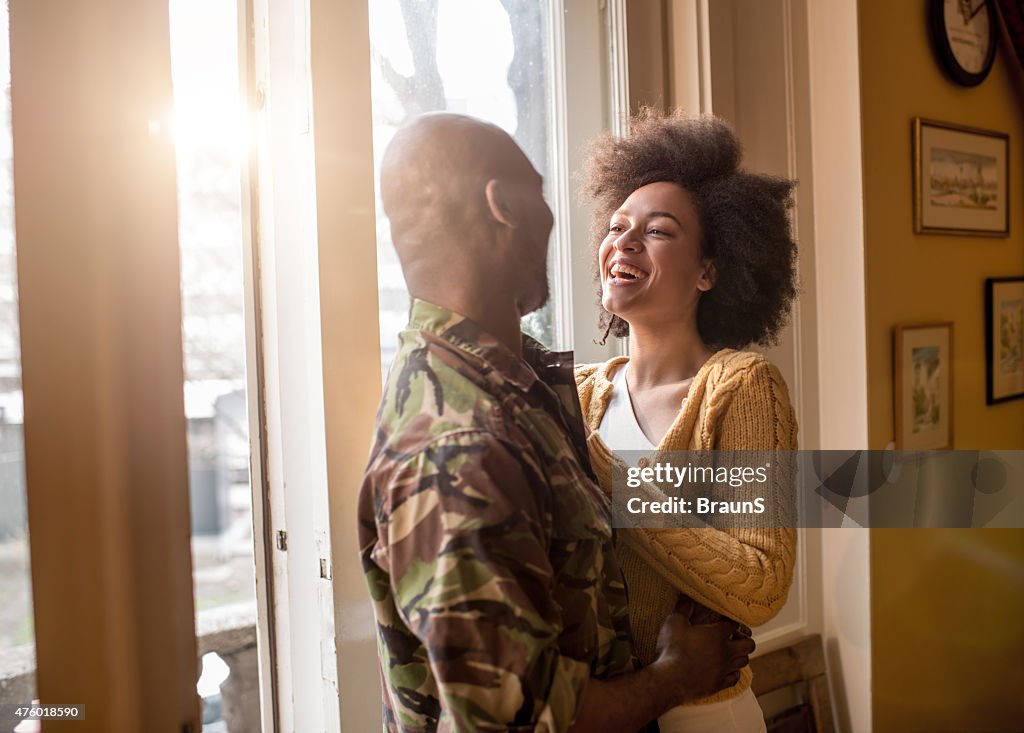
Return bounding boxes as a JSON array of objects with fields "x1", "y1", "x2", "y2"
[{"x1": 576, "y1": 349, "x2": 798, "y2": 704}]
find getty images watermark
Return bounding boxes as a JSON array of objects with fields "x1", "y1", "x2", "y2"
[{"x1": 610, "y1": 450, "x2": 1024, "y2": 529}]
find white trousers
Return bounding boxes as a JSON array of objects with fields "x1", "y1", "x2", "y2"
[{"x1": 657, "y1": 688, "x2": 767, "y2": 733}]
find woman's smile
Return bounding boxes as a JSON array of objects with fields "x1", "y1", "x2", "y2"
[
  {"x1": 599, "y1": 181, "x2": 711, "y2": 321},
  {"x1": 607, "y1": 258, "x2": 650, "y2": 285}
]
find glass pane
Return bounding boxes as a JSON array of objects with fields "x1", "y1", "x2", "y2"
[
  {"x1": 0, "y1": 0, "x2": 36, "y2": 714},
  {"x1": 369, "y1": 0, "x2": 557, "y2": 378},
  {"x1": 168, "y1": 2, "x2": 261, "y2": 731}
]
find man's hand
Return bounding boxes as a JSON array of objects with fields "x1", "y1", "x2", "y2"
[
  {"x1": 568, "y1": 603, "x2": 754, "y2": 732},
  {"x1": 648, "y1": 599, "x2": 755, "y2": 705}
]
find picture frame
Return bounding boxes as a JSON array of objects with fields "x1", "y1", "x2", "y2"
[
  {"x1": 985, "y1": 277, "x2": 1024, "y2": 404},
  {"x1": 894, "y1": 322, "x2": 954, "y2": 450},
  {"x1": 913, "y1": 118, "x2": 1009, "y2": 236}
]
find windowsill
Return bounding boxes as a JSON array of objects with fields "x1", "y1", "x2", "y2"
[
  {"x1": 0, "y1": 603, "x2": 258, "y2": 706},
  {"x1": 0, "y1": 643, "x2": 34, "y2": 703}
]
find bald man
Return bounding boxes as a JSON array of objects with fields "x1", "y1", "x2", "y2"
[{"x1": 357, "y1": 114, "x2": 752, "y2": 732}]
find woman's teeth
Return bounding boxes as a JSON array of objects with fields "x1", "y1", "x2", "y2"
[{"x1": 610, "y1": 262, "x2": 649, "y2": 281}]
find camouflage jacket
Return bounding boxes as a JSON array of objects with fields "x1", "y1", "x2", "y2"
[{"x1": 358, "y1": 300, "x2": 633, "y2": 732}]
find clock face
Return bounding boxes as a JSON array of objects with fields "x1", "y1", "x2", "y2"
[
  {"x1": 943, "y1": 0, "x2": 992, "y2": 73},
  {"x1": 931, "y1": 0, "x2": 998, "y2": 85}
]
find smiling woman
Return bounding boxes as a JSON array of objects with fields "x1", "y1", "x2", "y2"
[
  {"x1": 601, "y1": 181, "x2": 713, "y2": 351},
  {"x1": 576, "y1": 109, "x2": 800, "y2": 733},
  {"x1": 585, "y1": 111, "x2": 797, "y2": 350}
]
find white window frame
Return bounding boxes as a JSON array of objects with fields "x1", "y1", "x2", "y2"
[
  {"x1": 559, "y1": 0, "x2": 630, "y2": 363},
  {"x1": 241, "y1": 1, "x2": 634, "y2": 729}
]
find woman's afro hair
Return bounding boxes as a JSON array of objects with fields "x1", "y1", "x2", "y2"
[{"x1": 580, "y1": 108, "x2": 798, "y2": 349}]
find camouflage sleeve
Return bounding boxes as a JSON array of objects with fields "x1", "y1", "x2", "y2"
[{"x1": 371, "y1": 429, "x2": 590, "y2": 732}]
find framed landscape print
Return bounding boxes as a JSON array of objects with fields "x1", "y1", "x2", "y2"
[
  {"x1": 895, "y1": 322, "x2": 954, "y2": 449},
  {"x1": 986, "y1": 277, "x2": 1024, "y2": 404},
  {"x1": 913, "y1": 118, "x2": 1009, "y2": 236}
]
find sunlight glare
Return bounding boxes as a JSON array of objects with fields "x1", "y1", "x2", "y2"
[{"x1": 168, "y1": 0, "x2": 251, "y2": 159}]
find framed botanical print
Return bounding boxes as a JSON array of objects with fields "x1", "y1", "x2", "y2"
[
  {"x1": 913, "y1": 118, "x2": 1009, "y2": 236},
  {"x1": 986, "y1": 277, "x2": 1024, "y2": 404},
  {"x1": 895, "y1": 322, "x2": 954, "y2": 449}
]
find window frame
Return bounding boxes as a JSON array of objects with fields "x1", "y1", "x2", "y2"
[{"x1": 243, "y1": 1, "x2": 631, "y2": 728}]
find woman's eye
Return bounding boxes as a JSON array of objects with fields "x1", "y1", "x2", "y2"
[
  {"x1": 648, "y1": 228, "x2": 664, "y2": 236},
  {"x1": 608, "y1": 224, "x2": 624, "y2": 233}
]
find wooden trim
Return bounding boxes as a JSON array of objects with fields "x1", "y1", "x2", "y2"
[
  {"x1": 665, "y1": 0, "x2": 714, "y2": 114},
  {"x1": 750, "y1": 634, "x2": 836, "y2": 733},
  {"x1": 308, "y1": 0, "x2": 383, "y2": 730},
  {"x1": 750, "y1": 636, "x2": 827, "y2": 694},
  {"x1": 801, "y1": 0, "x2": 873, "y2": 726},
  {"x1": 10, "y1": 0, "x2": 200, "y2": 728},
  {"x1": 607, "y1": 0, "x2": 632, "y2": 133},
  {"x1": 237, "y1": 0, "x2": 281, "y2": 727}
]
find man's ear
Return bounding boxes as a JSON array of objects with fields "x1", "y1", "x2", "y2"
[
  {"x1": 698, "y1": 259, "x2": 717, "y2": 292},
  {"x1": 484, "y1": 179, "x2": 516, "y2": 228}
]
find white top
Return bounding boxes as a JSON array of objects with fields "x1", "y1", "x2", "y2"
[
  {"x1": 596, "y1": 362, "x2": 657, "y2": 454},
  {"x1": 597, "y1": 362, "x2": 766, "y2": 733}
]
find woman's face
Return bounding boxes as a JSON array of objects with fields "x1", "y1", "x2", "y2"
[{"x1": 599, "y1": 181, "x2": 713, "y2": 327}]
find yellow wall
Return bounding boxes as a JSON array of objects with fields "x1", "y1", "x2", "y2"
[
  {"x1": 859, "y1": 3, "x2": 1024, "y2": 731},
  {"x1": 859, "y1": 1, "x2": 1024, "y2": 451},
  {"x1": 870, "y1": 529, "x2": 1024, "y2": 731}
]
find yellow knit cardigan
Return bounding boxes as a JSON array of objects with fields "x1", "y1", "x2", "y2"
[{"x1": 575, "y1": 348, "x2": 797, "y2": 705}]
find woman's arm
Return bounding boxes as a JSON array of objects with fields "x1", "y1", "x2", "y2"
[
  {"x1": 605, "y1": 360, "x2": 798, "y2": 626},
  {"x1": 619, "y1": 524, "x2": 795, "y2": 627}
]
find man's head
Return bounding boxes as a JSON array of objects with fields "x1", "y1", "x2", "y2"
[{"x1": 380, "y1": 113, "x2": 553, "y2": 316}]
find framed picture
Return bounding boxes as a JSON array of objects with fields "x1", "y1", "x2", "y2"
[
  {"x1": 913, "y1": 118, "x2": 1009, "y2": 236},
  {"x1": 894, "y1": 322, "x2": 954, "y2": 449},
  {"x1": 986, "y1": 277, "x2": 1024, "y2": 404}
]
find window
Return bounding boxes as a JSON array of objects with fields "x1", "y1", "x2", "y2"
[
  {"x1": 370, "y1": 0, "x2": 558, "y2": 377},
  {"x1": 369, "y1": 0, "x2": 627, "y2": 373},
  {"x1": 169, "y1": 1, "x2": 262, "y2": 730},
  {"x1": 0, "y1": 0, "x2": 33, "y2": 711},
  {"x1": 198, "y1": 2, "x2": 628, "y2": 728}
]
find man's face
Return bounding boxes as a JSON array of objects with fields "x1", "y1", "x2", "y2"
[
  {"x1": 509, "y1": 169, "x2": 554, "y2": 317},
  {"x1": 477, "y1": 130, "x2": 553, "y2": 317}
]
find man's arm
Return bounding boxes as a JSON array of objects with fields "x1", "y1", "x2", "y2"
[
  {"x1": 375, "y1": 430, "x2": 591, "y2": 730},
  {"x1": 373, "y1": 430, "x2": 754, "y2": 731},
  {"x1": 570, "y1": 609, "x2": 754, "y2": 732}
]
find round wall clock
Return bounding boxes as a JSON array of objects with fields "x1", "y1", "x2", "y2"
[{"x1": 929, "y1": 0, "x2": 999, "y2": 86}]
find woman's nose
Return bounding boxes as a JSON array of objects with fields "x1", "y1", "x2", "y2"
[{"x1": 614, "y1": 228, "x2": 643, "y2": 252}]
